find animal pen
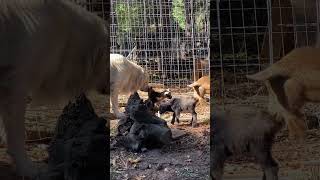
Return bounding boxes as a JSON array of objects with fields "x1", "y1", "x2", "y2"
[
  {"x1": 0, "y1": 1, "x2": 110, "y2": 178},
  {"x1": 110, "y1": 0, "x2": 210, "y2": 90},
  {"x1": 0, "y1": 0, "x2": 109, "y2": 153},
  {"x1": 211, "y1": 0, "x2": 320, "y2": 178},
  {"x1": 212, "y1": 0, "x2": 320, "y2": 98},
  {"x1": 212, "y1": 0, "x2": 320, "y2": 126}
]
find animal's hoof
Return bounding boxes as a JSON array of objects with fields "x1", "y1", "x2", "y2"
[{"x1": 170, "y1": 121, "x2": 175, "y2": 125}]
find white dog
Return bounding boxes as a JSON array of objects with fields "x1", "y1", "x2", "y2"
[
  {"x1": 110, "y1": 52, "x2": 149, "y2": 118},
  {"x1": 0, "y1": 0, "x2": 108, "y2": 177}
]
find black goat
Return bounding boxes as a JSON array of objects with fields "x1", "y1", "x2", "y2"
[
  {"x1": 211, "y1": 105, "x2": 284, "y2": 180},
  {"x1": 145, "y1": 87, "x2": 172, "y2": 115},
  {"x1": 159, "y1": 96, "x2": 199, "y2": 127}
]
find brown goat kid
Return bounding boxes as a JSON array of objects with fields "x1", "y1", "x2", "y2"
[{"x1": 246, "y1": 47, "x2": 320, "y2": 139}]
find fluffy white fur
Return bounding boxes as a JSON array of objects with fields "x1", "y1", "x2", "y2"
[
  {"x1": 110, "y1": 53, "x2": 149, "y2": 118},
  {"x1": 0, "y1": 0, "x2": 108, "y2": 177}
]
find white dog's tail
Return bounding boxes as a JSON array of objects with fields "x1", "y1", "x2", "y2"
[{"x1": 0, "y1": 117, "x2": 6, "y2": 144}]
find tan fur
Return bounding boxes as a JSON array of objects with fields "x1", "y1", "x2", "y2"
[
  {"x1": 188, "y1": 75, "x2": 210, "y2": 103},
  {"x1": 110, "y1": 53, "x2": 149, "y2": 118},
  {"x1": 0, "y1": 0, "x2": 108, "y2": 177},
  {"x1": 247, "y1": 47, "x2": 320, "y2": 138}
]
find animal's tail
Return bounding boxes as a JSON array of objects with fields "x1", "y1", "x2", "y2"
[
  {"x1": 0, "y1": 117, "x2": 6, "y2": 144},
  {"x1": 188, "y1": 82, "x2": 200, "y2": 88},
  {"x1": 191, "y1": 87, "x2": 207, "y2": 104},
  {"x1": 246, "y1": 66, "x2": 284, "y2": 81}
]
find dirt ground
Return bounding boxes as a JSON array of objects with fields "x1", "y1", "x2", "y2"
[
  {"x1": 1, "y1": 84, "x2": 319, "y2": 180},
  {"x1": 0, "y1": 92, "x2": 110, "y2": 179},
  {"x1": 110, "y1": 90, "x2": 210, "y2": 180},
  {"x1": 214, "y1": 94, "x2": 320, "y2": 179},
  {"x1": 0, "y1": 90, "x2": 210, "y2": 180}
]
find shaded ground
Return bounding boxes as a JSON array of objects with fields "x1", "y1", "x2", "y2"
[
  {"x1": 214, "y1": 94, "x2": 320, "y2": 179},
  {"x1": 110, "y1": 124, "x2": 210, "y2": 180},
  {"x1": 0, "y1": 90, "x2": 210, "y2": 180},
  {"x1": 110, "y1": 91, "x2": 210, "y2": 180},
  {"x1": 0, "y1": 92, "x2": 109, "y2": 179}
]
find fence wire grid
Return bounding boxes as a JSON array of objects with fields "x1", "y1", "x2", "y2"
[
  {"x1": 74, "y1": 0, "x2": 109, "y2": 20},
  {"x1": 211, "y1": 0, "x2": 320, "y2": 129},
  {"x1": 111, "y1": 0, "x2": 210, "y2": 90},
  {"x1": 211, "y1": 0, "x2": 320, "y2": 98}
]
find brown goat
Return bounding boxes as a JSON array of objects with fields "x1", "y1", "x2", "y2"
[
  {"x1": 188, "y1": 75, "x2": 210, "y2": 102},
  {"x1": 247, "y1": 47, "x2": 320, "y2": 139}
]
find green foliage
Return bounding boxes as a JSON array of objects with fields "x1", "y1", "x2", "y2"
[
  {"x1": 115, "y1": 3, "x2": 142, "y2": 33},
  {"x1": 172, "y1": 0, "x2": 186, "y2": 30},
  {"x1": 195, "y1": 8, "x2": 205, "y2": 31},
  {"x1": 194, "y1": 0, "x2": 207, "y2": 31},
  {"x1": 115, "y1": 1, "x2": 207, "y2": 35},
  {"x1": 172, "y1": 0, "x2": 207, "y2": 32}
]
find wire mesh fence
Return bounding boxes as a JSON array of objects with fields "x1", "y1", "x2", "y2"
[
  {"x1": 211, "y1": 0, "x2": 320, "y2": 130},
  {"x1": 110, "y1": 0, "x2": 210, "y2": 90},
  {"x1": 74, "y1": 0, "x2": 109, "y2": 20},
  {"x1": 211, "y1": 0, "x2": 320, "y2": 98},
  {"x1": 20, "y1": 0, "x2": 211, "y2": 142}
]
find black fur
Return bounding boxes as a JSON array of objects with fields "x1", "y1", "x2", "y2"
[
  {"x1": 159, "y1": 96, "x2": 198, "y2": 127},
  {"x1": 145, "y1": 87, "x2": 172, "y2": 114},
  {"x1": 210, "y1": 105, "x2": 284, "y2": 180}
]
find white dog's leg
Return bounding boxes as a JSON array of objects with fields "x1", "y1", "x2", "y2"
[
  {"x1": 1, "y1": 97, "x2": 39, "y2": 177},
  {"x1": 111, "y1": 92, "x2": 126, "y2": 119}
]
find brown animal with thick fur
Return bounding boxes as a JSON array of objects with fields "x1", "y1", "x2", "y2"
[
  {"x1": 188, "y1": 75, "x2": 210, "y2": 102},
  {"x1": 246, "y1": 47, "x2": 320, "y2": 138}
]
